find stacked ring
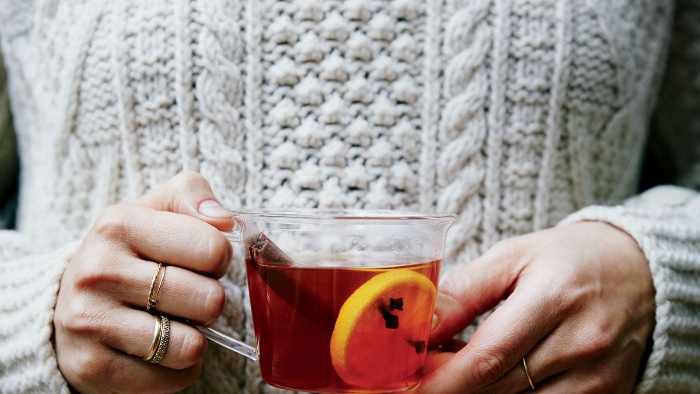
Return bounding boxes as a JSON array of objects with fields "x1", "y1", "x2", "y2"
[
  {"x1": 147, "y1": 263, "x2": 166, "y2": 311},
  {"x1": 143, "y1": 314, "x2": 162, "y2": 361},
  {"x1": 144, "y1": 315, "x2": 170, "y2": 364}
]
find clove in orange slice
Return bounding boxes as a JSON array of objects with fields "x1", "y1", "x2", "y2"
[{"x1": 330, "y1": 269, "x2": 437, "y2": 388}]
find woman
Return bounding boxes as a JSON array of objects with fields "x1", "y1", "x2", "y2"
[{"x1": 0, "y1": 0, "x2": 698, "y2": 393}]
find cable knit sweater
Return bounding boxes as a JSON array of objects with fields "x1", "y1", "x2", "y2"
[{"x1": 0, "y1": 0, "x2": 699, "y2": 393}]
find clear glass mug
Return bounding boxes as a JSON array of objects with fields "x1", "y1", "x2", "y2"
[{"x1": 197, "y1": 209, "x2": 457, "y2": 393}]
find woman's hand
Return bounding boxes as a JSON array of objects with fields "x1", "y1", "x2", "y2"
[
  {"x1": 54, "y1": 171, "x2": 235, "y2": 393},
  {"x1": 417, "y1": 222, "x2": 655, "y2": 393}
]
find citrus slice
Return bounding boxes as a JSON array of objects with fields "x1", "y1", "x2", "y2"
[{"x1": 330, "y1": 269, "x2": 437, "y2": 388}]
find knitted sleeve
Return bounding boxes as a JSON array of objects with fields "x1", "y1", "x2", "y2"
[
  {"x1": 0, "y1": 235, "x2": 75, "y2": 394},
  {"x1": 559, "y1": 3, "x2": 700, "y2": 391},
  {"x1": 0, "y1": 26, "x2": 71, "y2": 394},
  {"x1": 560, "y1": 187, "x2": 700, "y2": 392}
]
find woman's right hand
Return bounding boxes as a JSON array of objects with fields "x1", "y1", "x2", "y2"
[{"x1": 54, "y1": 171, "x2": 235, "y2": 393}]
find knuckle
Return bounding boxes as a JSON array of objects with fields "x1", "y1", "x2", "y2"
[
  {"x1": 490, "y1": 237, "x2": 515, "y2": 253},
  {"x1": 438, "y1": 280, "x2": 463, "y2": 307},
  {"x1": 189, "y1": 231, "x2": 210, "y2": 258},
  {"x1": 71, "y1": 347, "x2": 118, "y2": 384},
  {"x1": 178, "y1": 330, "x2": 208, "y2": 366},
  {"x1": 72, "y1": 261, "x2": 114, "y2": 291},
  {"x1": 93, "y1": 204, "x2": 132, "y2": 241},
  {"x1": 212, "y1": 235, "x2": 233, "y2": 277},
  {"x1": 60, "y1": 296, "x2": 103, "y2": 335},
  {"x1": 483, "y1": 237, "x2": 528, "y2": 274},
  {"x1": 586, "y1": 367, "x2": 616, "y2": 393},
  {"x1": 173, "y1": 170, "x2": 207, "y2": 193},
  {"x1": 549, "y1": 283, "x2": 578, "y2": 315},
  {"x1": 489, "y1": 237, "x2": 525, "y2": 261},
  {"x1": 471, "y1": 348, "x2": 512, "y2": 387},
  {"x1": 202, "y1": 283, "x2": 226, "y2": 324},
  {"x1": 176, "y1": 170, "x2": 205, "y2": 183},
  {"x1": 69, "y1": 253, "x2": 121, "y2": 293},
  {"x1": 191, "y1": 231, "x2": 231, "y2": 276},
  {"x1": 580, "y1": 320, "x2": 617, "y2": 359},
  {"x1": 548, "y1": 271, "x2": 592, "y2": 315}
]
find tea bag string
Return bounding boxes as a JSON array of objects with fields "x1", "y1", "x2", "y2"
[{"x1": 248, "y1": 232, "x2": 336, "y2": 331}]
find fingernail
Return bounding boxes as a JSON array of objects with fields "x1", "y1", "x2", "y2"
[
  {"x1": 198, "y1": 199, "x2": 231, "y2": 218},
  {"x1": 431, "y1": 314, "x2": 439, "y2": 331}
]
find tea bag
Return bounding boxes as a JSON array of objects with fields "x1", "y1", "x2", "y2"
[{"x1": 248, "y1": 231, "x2": 294, "y2": 266}]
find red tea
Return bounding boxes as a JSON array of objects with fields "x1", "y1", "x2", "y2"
[{"x1": 245, "y1": 257, "x2": 440, "y2": 393}]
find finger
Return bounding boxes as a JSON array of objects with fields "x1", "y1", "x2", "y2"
[
  {"x1": 136, "y1": 170, "x2": 234, "y2": 231},
  {"x1": 478, "y1": 316, "x2": 590, "y2": 393},
  {"x1": 68, "y1": 346, "x2": 202, "y2": 394},
  {"x1": 423, "y1": 339, "x2": 466, "y2": 374},
  {"x1": 101, "y1": 307, "x2": 208, "y2": 371},
  {"x1": 479, "y1": 340, "x2": 567, "y2": 393},
  {"x1": 111, "y1": 260, "x2": 225, "y2": 325},
  {"x1": 419, "y1": 282, "x2": 561, "y2": 393},
  {"x1": 423, "y1": 350, "x2": 456, "y2": 375},
  {"x1": 430, "y1": 240, "x2": 526, "y2": 345},
  {"x1": 91, "y1": 204, "x2": 231, "y2": 277},
  {"x1": 524, "y1": 368, "x2": 615, "y2": 394},
  {"x1": 477, "y1": 355, "x2": 554, "y2": 394},
  {"x1": 529, "y1": 325, "x2": 647, "y2": 394}
]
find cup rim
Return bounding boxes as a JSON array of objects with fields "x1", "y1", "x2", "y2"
[{"x1": 232, "y1": 208, "x2": 458, "y2": 223}]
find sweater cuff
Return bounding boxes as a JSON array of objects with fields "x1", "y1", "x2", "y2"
[
  {"x1": 559, "y1": 186, "x2": 700, "y2": 393},
  {"x1": 0, "y1": 237, "x2": 79, "y2": 393}
]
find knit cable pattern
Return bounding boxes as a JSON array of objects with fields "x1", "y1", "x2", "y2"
[
  {"x1": 436, "y1": 0, "x2": 489, "y2": 273},
  {"x1": 0, "y1": 1, "x2": 697, "y2": 393}
]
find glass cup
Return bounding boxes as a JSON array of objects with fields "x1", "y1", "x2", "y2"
[{"x1": 197, "y1": 209, "x2": 457, "y2": 393}]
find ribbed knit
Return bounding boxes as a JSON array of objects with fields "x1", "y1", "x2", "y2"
[
  {"x1": 0, "y1": 1, "x2": 697, "y2": 393},
  {"x1": 561, "y1": 187, "x2": 700, "y2": 393}
]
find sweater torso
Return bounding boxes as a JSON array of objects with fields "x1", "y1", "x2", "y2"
[
  {"x1": 1, "y1": 1, "x2": 671, "y2": 258},
  {"x1": 0, "y1": 1, "x2": 676, "y2": 392}
]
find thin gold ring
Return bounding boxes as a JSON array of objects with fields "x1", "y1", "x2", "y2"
[
  {"x1": 147, "y1": 263, "x2": 163, "y2": 311},
  {"x1": 143, "y1": 314, "x2": 162, "y2": 362},
  {"x1": 149, "y1": 315, "x2": 170, "y2": 364},
  {"x1": 522, "y1": 357, "x2": 535, "y2": 391},
  {"x1": 153, "y1": 266, "x2": 166, "y2": 308}
]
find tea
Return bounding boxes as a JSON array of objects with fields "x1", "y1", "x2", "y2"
[{"x1": 245, "y1": 257, "x2": 440, "y2": 393}]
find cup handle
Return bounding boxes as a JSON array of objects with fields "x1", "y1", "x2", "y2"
[
  {"x1": 222, "y1": 229, "x2": 242, "y2": 243},
  {"x1": 195, "y1": 325, "x2": 259, "y2": 361},
  {"x1": 186, "y1": 229, "x2": 259, "y2": 361}
]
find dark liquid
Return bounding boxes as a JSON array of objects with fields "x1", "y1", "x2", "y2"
[{"x1": 245, "y1": 258, "x2": 440, "y2": 393}]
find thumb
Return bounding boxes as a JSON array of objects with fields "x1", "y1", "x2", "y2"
[
  {"x1": 136, "y1": 171, "x2": 235, "y2": 231},
  {"x1": 430, "y1": 244, "x2": 522, "y2": 345}
]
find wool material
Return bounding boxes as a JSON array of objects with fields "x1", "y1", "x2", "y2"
[{"x1": 0, "y1": 1, "x2": 699, "y2": 393}]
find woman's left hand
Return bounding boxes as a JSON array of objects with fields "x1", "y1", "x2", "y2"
[{"x1": 416, "y1": 221, "x2": 655, "y2": 393}]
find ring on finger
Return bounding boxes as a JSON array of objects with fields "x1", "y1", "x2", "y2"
[
  {"x1": 147, "y1": 263, "x2": 165, "y2": 311},
  {"x1": 143, "y1": 314, "x2": 170, "y2": 364},
  {"x1": 143, "y1": 314, "x2": 162, "y2": 362},
  {"x1": 522, "y1": 357, "x2": 535, "y2": 391}
]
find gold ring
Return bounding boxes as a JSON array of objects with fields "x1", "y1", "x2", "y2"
[
  {"x1": 522, "y1": 357, "x2": 535, "y2": 391},
  {"x1": 149, "y1": 315, "x2": 170, "y2": 364},
  {"x1": 147, "y1": 263, "x2": 164, "y2": 311},
  {"x1": 153, "y1": 266, "x2": 166, "y2": 309},
  {"x1": 143, "y1": 314, "x2": 162, "y2": 362}
]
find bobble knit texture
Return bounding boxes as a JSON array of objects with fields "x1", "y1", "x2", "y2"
[{"x1": 0, "y1": 1, "x2": 698, "y2": 393}]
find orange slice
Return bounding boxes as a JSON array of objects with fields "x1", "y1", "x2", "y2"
[{"x1": 330, "y1": 269, "x2": 437, "y2": 388}]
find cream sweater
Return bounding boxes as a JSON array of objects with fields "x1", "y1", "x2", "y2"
[{"x1": 1, "y1": 0, "x2": 699, "y2": 393}]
